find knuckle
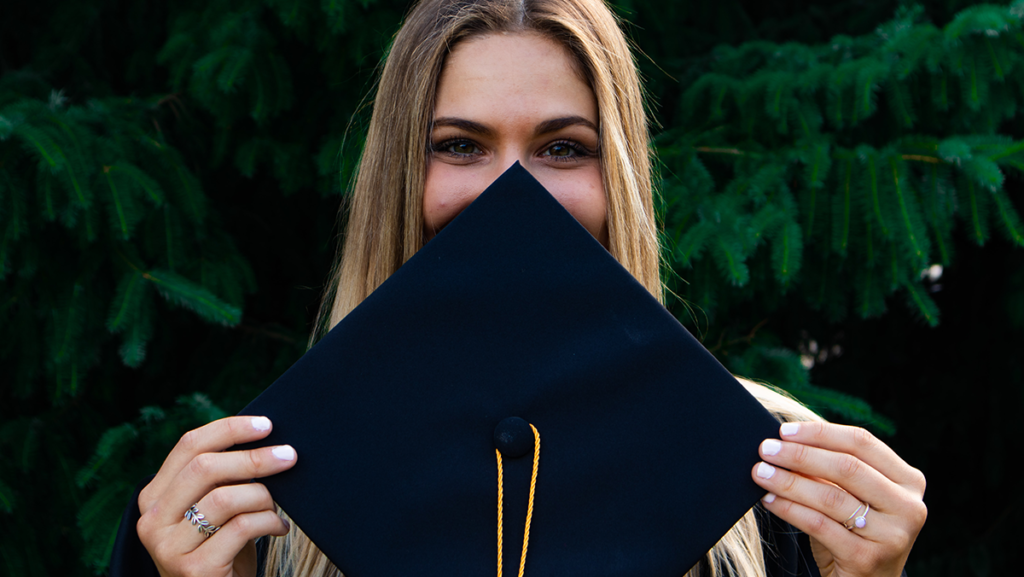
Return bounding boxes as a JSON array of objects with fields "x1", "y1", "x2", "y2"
[
  {"x1": 911, "y1": 467, "x2": 927, "y2": 493},
  {"x1": 837, "y1": 454, "x2": 861, "y2": 480},
  {"x1": 774, "y1": 498, "x2": 793, "y2": 516},
  {"x1": 189, "y1": 452, "x2": 216, "y2": 479},
  {"x1": 808, "y1": 511, "x2": 828, "y2": 535},
  {"x1": 247, "y1": 448, "x2": 266, "y2": 474},
  {"x1": 911, "y1": 501, "x2": 928, "y2": 527},
  {"x1": 779, "y1": 471, "x2": 798, "y2": 493},
  {"x1": 851, "y1": 427, "x2": 876, "y2": 449},
  {"x1": 812, "y1": 422, "x2": 829, "y2": 442},
  {"x1": 177, "y1": 428, "x2": 202, "y2": 454},
  {"x1": 208, "y1": 486, "x2": 232, "y2": 512},
  {"x1": 224, "y1": 416, "x2": 242, "y2": 438},
  {"x1": 136, "y1": 514, "x2": 154, "y2": 544},
  {"x1": 822, "y1": 486, "x2": 845, "y2": 511},
  {"x1": 790, "y1": 443, "x2": 810, "y2": 466},
  {"x1": 253, "y1": 483, "x2": 275, "y2": 509},
  {"x1": 138, "y1": 486, "x2": 154, "y2": 511},
  {"x1": 233, "y1": 513, "x2": 254, "y2": 535}
]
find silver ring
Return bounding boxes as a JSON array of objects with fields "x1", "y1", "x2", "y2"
[
  {"x1": 185, "y1": 503, "x2": 220, "y2": 537},
  {"x1": 842, "y1": 502, "x2": 870, "y2": 530}
]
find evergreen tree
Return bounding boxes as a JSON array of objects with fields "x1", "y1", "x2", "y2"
[
  {"x1": 0, "y1": 0, "x2": 1020, "y2": 575},
  {"x1": 656, "y1": 2, "x2": 1024, "y2": 403}
]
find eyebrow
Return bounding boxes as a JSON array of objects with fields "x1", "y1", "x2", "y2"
[
  {"x1": 534, "y1": 116, "x2": 598, "y2": 135},
  {"x1": 431, "y1": 117, "x2": 495, "y2": 138},
  {"x1": 431, "y1": 116, "x2": 598, "y2": 137}
]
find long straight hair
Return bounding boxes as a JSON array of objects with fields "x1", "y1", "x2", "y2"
[
  {"x1": 267, "y1": 1, "x2": 823, "y2": 575},
  {"x1": 317, "y1": 0, "x2": 659, "y2": 335}
]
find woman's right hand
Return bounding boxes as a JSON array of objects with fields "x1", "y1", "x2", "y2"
[{"x1": 136, "y1": 416, "x2": 298, "y2": 577}]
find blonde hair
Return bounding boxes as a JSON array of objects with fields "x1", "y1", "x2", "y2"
[
  {"x1": 267, "y1": 0, "x2": 823, "y2": 575},
  {"x1": 317, "y1": 0, "x2": 659, "y2": 334}
]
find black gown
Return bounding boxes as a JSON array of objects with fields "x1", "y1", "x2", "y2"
[{"x1": 109, "y1": 477, "x2": 864, "y2": 577}]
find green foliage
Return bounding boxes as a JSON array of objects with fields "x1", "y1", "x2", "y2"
[
  {"x1": 0, "y1": 90, "x2": 249, "y2": 399},
  {"x1": 71, "y1": 394, "x2": 230, "y2": 573},
  {"x1": 638, "y1": 7, "x2": 1024, "y2": 571},
  {"x1": 659, "y1": 2, "x2": 1024, "y2": 360},
  {"x1": 729, "y1": 344, "x2": 897, "y2": 433},
  {"x1": 0, "y1": 0, "x2": 400, "y2": 573}
]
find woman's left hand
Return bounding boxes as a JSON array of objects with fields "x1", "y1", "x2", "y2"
[{"x1": 751, "y1": 421, "x2": 927, "y2": 577}]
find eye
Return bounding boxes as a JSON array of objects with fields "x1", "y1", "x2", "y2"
[
  {"x1": 433, "y1": 139, "x2": 483, "y2": 158},
  {"x1": 540, "y1": 140, "x2": 594, "y2": 162}
]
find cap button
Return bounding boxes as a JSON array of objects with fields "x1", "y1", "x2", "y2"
[{"x1": 493, "y1": 417, "x2": 534, "y2": 459}]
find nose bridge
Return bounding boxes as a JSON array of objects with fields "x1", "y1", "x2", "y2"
[
  {"x1": 487, "y1": 111, "x2": 540, "y2": 181},
  {"x1": 495, "y1": 148, "x2": 533, "y2": 181}
]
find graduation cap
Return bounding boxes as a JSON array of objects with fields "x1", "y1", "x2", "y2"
[{"x1": 238, "y1": 162, "x2": 780, "y2": 576}]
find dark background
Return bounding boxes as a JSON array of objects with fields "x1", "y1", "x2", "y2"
[{"x1": 0, "y1": 0, "x2": 1020, "y2": 574}]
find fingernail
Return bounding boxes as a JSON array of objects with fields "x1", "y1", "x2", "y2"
[
  {"x1": 282, "y1": 517, "x2": 291, "y2": 531},
  {"x1": 272, "y1": 445, "x2": 296, "y2": 461},
  {"x1": 252, "y1": 417, "x2": 272, "y2": 431},
  {"x1": 761, "y1": 439, "x2": 782, "y2": 456},
  {"x1": 780, "y1": 423, "x2": 800, "y2": 436},
  {"x1": 763, "y1": 493, "x2": 777, "y2": 504},
  {"x1": 756, "y1": 462, "x2": 776, "y2": 479}
]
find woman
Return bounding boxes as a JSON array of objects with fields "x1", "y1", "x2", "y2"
[{"x1": 128, "y1": 0, "x2": 927, "y2": 575}]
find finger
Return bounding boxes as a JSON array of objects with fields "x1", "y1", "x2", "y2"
[
  {"x1": 758, "y1": 492, "x2": 861, "y2": 559},
  {"x1": 779, "y1": 422, "x2": 925, "y2": 492},
  {"x1": 751, "y1": 458, "x2": 865, "y2": 524},
  {"x1": 752, "y1": 458, "x2": 902, "y2": 543},
  {"x1": 142, "y1": 416, "x2": 274, "y2": 512},
  {"x1": 758, "y1": 438, "x2": 904, "y2": 511},
  {"x1": 152, "y1": 445, "x2": 297, "y2": 526},
  {"x1": 760, "y1": 492, "x2": 914, "y2": 576},
  {"x1": 172, "y1": 483, "x2": 277, "y2": 553},
  {"x1": 192, "y1": 510, "x2": 290, "y2": 569}
]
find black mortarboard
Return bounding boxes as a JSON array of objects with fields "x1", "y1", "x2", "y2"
[{"x1": 239, "y1": 163, "x2": 780, "y2": 576}]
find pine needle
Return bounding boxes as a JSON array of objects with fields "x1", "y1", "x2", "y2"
[{"x1": 144, "y1": 269, "x2": 242, "y2": 326}]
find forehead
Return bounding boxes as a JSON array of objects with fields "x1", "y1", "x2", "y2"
[{"x1": 434, "y1": 31, "x2": 596, "y2": 121}]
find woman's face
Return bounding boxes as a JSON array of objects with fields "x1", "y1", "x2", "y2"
[{"x1": 423, "y1": 31, "x2": 608, "y2": 246}]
